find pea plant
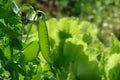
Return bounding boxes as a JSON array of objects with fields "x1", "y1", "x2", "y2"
[{"x1": 0, "y1": 0, "x2": 52, "y2": 80}]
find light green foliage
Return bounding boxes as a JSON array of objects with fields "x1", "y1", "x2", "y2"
[
  {"x1": 46, "y1": 18, "x2": 101, "y2": 80},
  {"x1": 46, "y1": 17, "x2": 120, "y2": 80},
  {"x1": 105, "y1": 54, "x2": 120, "y2": 80},
  {"x1": 111, "y1": 34, "x2": 120, "y2": 53}
]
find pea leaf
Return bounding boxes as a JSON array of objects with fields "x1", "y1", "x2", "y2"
[
  {"x1": 12, "y1": 1, "x2": 21, "y2": 17},
  {"x1": 24, "y1": 41, "x2": 39, "y2": 61},
  {"x1": 26, "y1": 7, "x2": 37, "y2": 21}
]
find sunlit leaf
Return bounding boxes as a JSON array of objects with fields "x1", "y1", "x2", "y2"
[
  {"x1": 4, "y1": 46, "x2": 11, "y2": 59},
  {"x1": 26, "y1": 7, "x2": 37, "y2": 21},
  {"x1": 12, "y1": 1, "x2": 21, "y2": 17},
  {"x1": 24, "y1": 41, "x2": 39, "y2": 61}
]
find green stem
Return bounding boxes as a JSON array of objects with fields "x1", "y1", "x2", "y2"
[
  {"x1": 25, "y1": 10, "x2": 45, "y2": 42},
  {"x1": 25, "y1": 11, "x2": 38, "y2": 42},
  {"x1": 10, "y1": 37, "x2": 13, "y2": 58},
  {"x1": 25, "y1": 22, "x2": 33, "y2": 42}
]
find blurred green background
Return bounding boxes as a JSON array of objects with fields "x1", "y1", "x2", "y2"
[{"x1": 14, "y1": 0, "x2": 120, "y2": 46}]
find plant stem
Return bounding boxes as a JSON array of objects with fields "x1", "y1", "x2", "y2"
[
  {"x1": 9, "y1": 37, "x2": 13, "y2": 58},
  {"x1": 25, "y1": 11, "x2": 38, "y2": 42},
  {"x1": 25, "y1": 22, "x2": 33, "y2": 42}
]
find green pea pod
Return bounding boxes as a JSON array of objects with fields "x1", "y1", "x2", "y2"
[{"x1": 38, "y1": 14, "x2": 53, "y2": 64}]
